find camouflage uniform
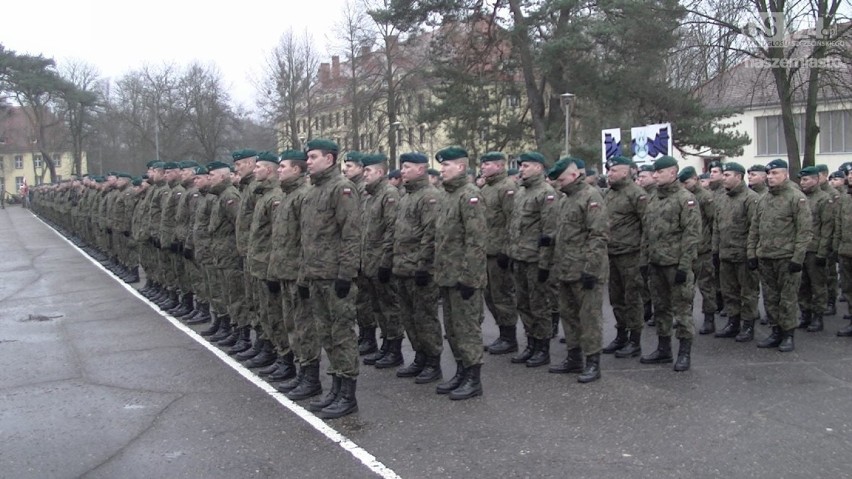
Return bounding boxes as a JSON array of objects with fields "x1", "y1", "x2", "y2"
[
  {"x1": 235, "y1": 173, "x2": 258, "y2": 329},
  {"x1": 480, "y1": 171, "x2": 517, "y2": 329},
  {"x1": 833, "y1": 194, "x2": 852, "y2": 323},
  {"x1": 685, "y1": 182, "x2": 717, "y2": 318},
  {"x1": 300, "y1": 166, "x2": 361, "y2": 379},
  {"x1": 159, "y1": 179, "x2": 186, "y2": 291},
  {"x1": 747, "y1": 179, "x2": 812, "y2": 332},
  {"x1": 640, "y1": 183, "x2": 658, "y2": 319},
  {"x1": 188, "y1": 182, "x2": 215, "y2": 307},
  {"x1": 207, "y1": 179, "x2": 242, "y2": 318},
  {"x1": 798, "y1": 183, "x2": 833, "y2": 321},
  {"x1": 823, "y1": 182, "x2": 841, "y2": 311},
  {"x1": 248, "y1": 178, "x2": 285, "y2": 346},
  {"x1": 434, "y1": 174, "x2": 487, "y2": 368}
]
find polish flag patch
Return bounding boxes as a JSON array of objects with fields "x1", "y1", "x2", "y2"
[
  {"x1": 687, "y1": 200, "x2": 696, "y2": 207},
  {"x1": 469, "y1": 197, "x2": 479, "y2": 205},
  {"x1": 546, "y1": 195, "x2": 555, "y2": 202},
  {"x1": 227, "y1": 199, "x2": 235, "y2": 205},
  {"x1": 589, "y1": 201, "x2": 599, "y2": 209},
  {"x1": 507, "y1": 190, "x2": 515, "y2": 196},
  {"x1": 343, "y1": 187, "x2": 352, "y2": 196}
]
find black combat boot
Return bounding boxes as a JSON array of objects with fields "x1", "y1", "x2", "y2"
[
  {"x1": 217, "y1": 326, "x2": 242, "y2": 348},
  {"x1": 244, "y1": 340, "x2": 277, "y2": 368},
  {"x1": 286, "y1": 362, "x2": 322, "y2": 400},
  {"x1": 778, "y1": 328, "x2": 795, "y2": 352},
  {"x1": 837, "y1": 321, "x2": 852, "y2": 337},
  {"x1": 140, "y1": 279, "x2": 155, "y2": 295},
  {"x1": 317, "y1": 378, "x2": 358, "y2": 419},
  {"x1": 308, "y1": 375, "x2": 342, "y2": 412},
  {"x1": 757, "y1": 326, "x2": 783, "y2": 348},
  {"x1": 375, "y1": 338, "x2": 404, "y2": 369},
  {"x1": 797, "y1": 310, "x2": 813, "y2": 329},
  {"x1": 160, "y1": 289, "x2": 179, "y2": 310},
  {"x1": 806, "y1": 314, "x2": 823, "y2": 332},
  {"x1": 735, "y1": 320, "x2": 755, "y2": 342},
  {"x1": 397, "y1": 351, "x2": 426, "y2": 377},
  {"x1": 510, "y1": 337, "x2": 535, "y2": 364},
  {"x1": 699, "y1": 313, "x2": 716, "y2": 335},
  {"x1": 487, "y1": 325, "x2": 518, "y2": 355},
  {"x1": 526, "y1": 337, "x2": 550, "y2": 367},
  {"x1": 207, "y1": 317, "x2": 233, "y2": 342},
  {"x1": 449, "y1": 364, "x2": 482, "y2": 401},
  {"x1": 825, "y1": 299, "x2": 837, "y2": 316},
  {"x1": 602, "y1": 328, "x2": 628, "y2": 354},
  {"x1": 276, "y1": 364, "x2": 304, "y2": 393},
  {"x1": 548, "y1": 347, "x2": 584, "y2": 373},
  {"x1": 715, "y1": 315, "x2": 741, "y2": 338},
  {"x1": 415, "y1": 355, "x2": 442, "y2": 384},
  {"x1": 171, "y1": 292, "x2": 194, "y2": 317},
  {"x1": 578, "y1": 353, "x2": 601, "y2": 383},
  {"x1": 258, "y1": 353, "x2": 282, "y2": 376},
  {"x1": 226, "y1": 326, "x2": 253, "y2": 355},
  {"x1": 363, "y1": 337, "x2": 389, "y2": 366},
  {"x1": 674, "y1": 338, "x2": 692, "y2": 371},
  {"x1": 199, "y1": 313, "x2": 222, "y2": 337},
  {"x1": 436, "y1": 361, "x2": 465, "y2": 394},
  {"x1": 358, "y1": 326, "x2": 378, "y2": 356},
  {"x1": 267, "y1": 352, "x2": 296, "y2": 381},
  {"x1": 716, "y1": 291, "x2": 725, "y2": 316},
  {"x1": 186, "y1": 303, "x2": 211, "y2": 325},
  {"x1": 640, "y1": 336, "x2": 673, "y2": 364},
  {"x1": 615, "y1": 329, "x2": 642, "y2": 358},
  {"x1": 236, "y1": 330, "x2": 265, "y2": 361},
  {"x1": 148, "y1": 285, "x2": 166, "y2": 302},
  {"x1": 124, "y1": 265, "x2": 140, "y2": 284}
]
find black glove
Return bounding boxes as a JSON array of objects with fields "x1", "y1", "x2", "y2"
[
  {"x1": 334, "y1": 279, "x2": 351, "y2": 298},
  {"x1": 183, "y1": 248, "x2": 194, "y2": 260},
  {"x1": 496, "y1": 253, "x2": 510, "y2": 270},
  {"x1": 414, "y1": 270, "x2": 431, "y2": 286},
  {"x1": 538, "y1": 235, "x2": 552, "y2": 247},
  {"x1": 298, "y1": 285, "x2": 310, "y2": 299},
  {"x1": 123, "y1": 231, "x2": 130, "y2": 237},
  {"x1": 788, "y1": 261, "x2": 803, "y2": 273},
  {"x1": 674, "y1": 269, "x2": 688, "y2": 284},
  {"x1": 747, "y1": 258, "x2": 759, "y2": 271},
  {"x1": 712, "y1": 253, "x2": 720, "y2": 270},
  {"x1": 581, "y1": 272, "x2": 596, "y2": 290},
  {"x1": 169, "y1": 241, "x2": 180, "y2": 253},
  {"x1": 457, "y1": 282, "x2": 475, "y2": 300},
  {"x1": 377, "y1": 267, "x2": 392, "y2": 284},
  {"x1": 815, "y1": 257, "x2": 827, "y2": 267},
  {"x1": 537, "y1": 268, "x2": 550, "y2": 283},
  {"x1": 640, "y1": 265, "x2": 649, "y2": 278},
  {"x1": 266, "y1": 280, "x2": 281, "y2": 294},
  {"x1": 153, "y1": 238, "x2": 161, "y2": 249}
]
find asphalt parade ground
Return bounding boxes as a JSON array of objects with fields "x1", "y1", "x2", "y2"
[{"x1": 2, "y1": 204, "x2": 852, "y2": 479}]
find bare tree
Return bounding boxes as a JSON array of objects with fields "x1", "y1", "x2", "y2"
[
  {"x1": 58, "y1": 59, "x2": 101, "y2": 177},
  {"x1": 183, "y1": 62, "x2": 234, "y2": 162}
]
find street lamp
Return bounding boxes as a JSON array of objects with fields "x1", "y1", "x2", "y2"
[
  {"x1": 390, "y1": 121, "x2": 402, "y2": 168},
  {"x1": 560, "y1": 93, "x2": 575, "y2": 156}
]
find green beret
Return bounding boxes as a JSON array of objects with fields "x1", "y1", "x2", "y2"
[
  {"x1": 345, "y1": 151, "x2": 364, "y2": 164},
  {"x1": 305, "y1": 138, "x2": 338, "y2": 153},
  {"x1": 678, "y1": 166, "x2": 697, "y2": 182},
  {"x1": 94, "y1": 176, "x2": 106, "y2": 183},
  {"x1": 699, "y1": 173, "x2": 711, "y2": 180},
  {"x1": 387, "y1": 169, "x2": 402, "y2": 179},
  {"x1": 722, "y1": 162, "x2": 746, "y2": 174},
  {"x1": 546, "y1": 157, "x2": 584, "y2": 180},
  {"x1": 840, "y1": 162, "x2": 852, "y2": 174},
  {"x1": 179, "y1": 160, "x2": 200, "y2": 169},
  {"x1": 142, "y1": 174, "x2": 149, "y2": 180},
  {"x1": 816, "y1": 164, "x2": 829, "y2": 173},
  {"x1": 256, "y1": 151, "x2": 280, "y2": 165},
  {"x1": 232, "y1": 149, "x2": 257, "y2": 161},
  {"x1": 507, "y1": 167, "x2": 519, "y2": 176},
  {"x1": 518, "y1": 151, "x2": 547, "y2": 165},
  {"x1": 748, "y1": 164, "x2": 766, "y2": 173},
  {"x1": 798, "y1": 166, "x2": 819, "y2": 178},
  {"x1": 586, "y1": 168, "x2": 598, "y2": 176},
  {"x1": 162, "y1": 161, "x2": 180, "y2": 170},
  {"x1": 606, "y1": 156, "x2": 634, "y2": 169},
  {"x1": 150, "y1": 161, "x2": 166, "y2": 169},
  {"x1": 707, "y1": 159, "x2": 723, "y2": 170},
  {"x1": 638, "y1": 164, "x2": 655, "y2": 172},
  {"x1": 653, "y1": 155, "x2": 678, "y2": 171},
  {"x1": 427, "y1": 168, "x2": 441, "y2": 176},
  {"x1": 400, "y1": 152, "x2": 428, "y2": 164},
  {"x1": 194, "y1": 166, "x2": 208, "y2": 175},
  {"x1": 830, "y1": 170, "x2": 845, "y2": 179},
  {"x1": 765, "y1": 159, "x2": 788, "y2": 171},
  {"x1": 435, "y1": 146, "x2": 468, "y2": 162},
  {"x1": 207, "y1": 161, "x2": 231, "y2": 172},
  {"x1": 480, "y1": 151, "x2": 507, "y2": 163},
  {"x1": 361, "y1": 153, "x2": 388, "y2": 167},
  {"x1": 131, "y1": 177, "x2": 143, "y2": 186},
  {"x1": 146, "y1": 160, "x2": 160, "y2": 168},
  {"x1": 117, "y1": 173, "x2": 133, "y2": 179},
  {"x1": 280, "y1": 149, "x2": 307, "y2": 161}
]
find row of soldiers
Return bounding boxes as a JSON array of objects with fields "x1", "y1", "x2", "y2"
[{"x1": 30, "y1": 144, "x2": 852, "y2": 419}]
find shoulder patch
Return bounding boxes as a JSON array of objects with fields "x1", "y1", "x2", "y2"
[
  {"x1": 507, "y1": 190, "x2": 515, "y2": 196},
  {"x1": 176, "y1": 192, "x2": 182, "y2": 196},
  {"x1": 638, "y1": 195, "x2": 647, "y2": 201},
  {"x1": 799, "y1": 198, "x2": 807, "y2": 203},
  {"x1": 386, "y1": 197, "x2": 396, "y2": 204},
  {"x1": 469, "y1": 197, "x2": 479, "y2": 205},
  {"x1": 546, "y1": 194, "x2": 555, "y2": 203},
  {"x1": 589, "y1": 201, "x2": 599, "y2": 209},
  {"x1": 687, "y1": 200, "x2": 696, "y2": 208},
  {"x1": 192, "y1": 193, "x2": 199, "y2": 197},
  {"x1": 227, "y1": 199, "x2": 235, "y2": 205},
  {"x1": 272, "y1": 201, "x2": 281, "y2": 207},
  {"x1": 342, "y1": 187, "x2": 352, "y2": 196},
  {"x1": 428, "y1": 198, "x2": 437, "y2": 204}
]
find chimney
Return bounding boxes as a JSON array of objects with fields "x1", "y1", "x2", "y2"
[
  {"x1": 360, "y1": 45, "x2": 371, "y2": 58},
  {"x1": 332, "y1": 55, "x2": 340, "y2": 79},
  {"x1": 319, "y1": 63, "x2": 331, "y2": 85}
]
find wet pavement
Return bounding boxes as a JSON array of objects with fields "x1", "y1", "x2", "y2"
[{"x1": 2, "y1": 204, "x2": 851, "y2": 478}]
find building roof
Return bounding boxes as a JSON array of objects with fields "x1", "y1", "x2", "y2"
[{"x1": 0, "y1": 105, "x2": 67, "y2": 154}]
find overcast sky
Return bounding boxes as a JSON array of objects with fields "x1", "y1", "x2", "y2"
[{"x1": 4, "y1": 0, "x2": 349, "y2": 108}]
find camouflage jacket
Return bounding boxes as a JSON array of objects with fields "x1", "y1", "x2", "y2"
[
  {"x1": 547, "y1": 180, "x2": 609, "y2": 282},
  {"x1": 392, "y1": 175, "x2": 440, "y2": 277},
  {"x1": 712, "y1": 181, "x2": 759, "y2": 262},
  {"x1": 802, "y1": 185, "x2": 833, "y2": 258},
  {"x1": 235, "y1": 173, "x2": 257, "y2": 257},
  {"x1": 507, "y1": 174, "x2": 557, "y2": 267},
  {"x1": 686, "y1": 183, "x2": 715, "y2": 254},
  {"x1": 641, "y1": 181, "x2": 700, "y2": 271},
  {"x1": 159, "y1": 181, "x2": 186, "y2": 248},
  {"x1": 147, "y1": 182, "x2": 171, "y2": 241},
  {"x1": 604, "y1": 177, "x2": 646, "y2": 256},
  {"x1": 747, "y1": 179, "x2": 812, "y2": 263},
  {"x1": 188, "y1": 186, "x2": 214, "y2": 265},
  {"x1": 174, "y1": 180, "x2": 198, "y2": 244},
  {"x1": 434, "y1": 175, "x2": 487, "y2": 288},
  {"x1": 361, "y1": 178, "x2": 400, "y2": 278},
  {"x1": 207, "y1": 179, "x2": 241, "y2": 269},
  {"x1": 480, "y1": 171, "x2": 515, "y2": 256},
  {"x1": 268, "y1": 176, "x2": 309, "y2": 281},
  {"x1": 300, "y1": 166, "x2": 361, "y2": 281},
  {"x1": 833, "y1": 194, "x2": 852, "y2": 258},
  {"x1": 247, "y1": 178, "x2": 284, "y2": 279}
]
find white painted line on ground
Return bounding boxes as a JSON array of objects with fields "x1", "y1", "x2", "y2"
[{"x1": 34, "y1": 214, "x2": 402, "y2": 479}]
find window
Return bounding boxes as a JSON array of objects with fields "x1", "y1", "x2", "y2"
[
  {"x1": 755, "y1": 114, "x2": 804, "y2": 156},
  {"x1": 418, "y1": 94, "x2": 425, "y2": 113},
  {"x1": 53, "y1": 154, "x2": 62, "y2": 168},
  {"x1": 378, "y1": 116, "x2": 384, "y2": 132},
  {"x1": 15, "y1": 176, "x2": 24, "y2": 190},
  {"x1": 15, "y1": 156, "x2": 23, "y2": 169},
  {"x1": 507, "y1": 95, "x2": 520, "y2": 109},
  {"x1": 0, "y1": 156, "x2": 4, "y2": 171},
  {"x1": 344, "y1": 110, "x2": 349, "y2": 126},
  {"x1": 34, "y1": 155, "x2": 43, "y2": 168},
  {"x1": 419, "y1": 125, "x2": 426, "y2": 144},
  {"x1": 368, "y1": 133, "x2": 375, "y2": 149},
  {"x1": 336, "y1": 112, "x2": 340, "y2": 128},
  {"x1": 55, "y1": 175, "x2": 62, "y2": 182},
  {"x1": 408, "y1": 127, "x2": 414, "y2": 146},
  {"x1": 819, "y1": 110, "x2": 852, "y2": 153},
  {"x1": 35, "y1": 176, "x2": 44, "y2": 186}
]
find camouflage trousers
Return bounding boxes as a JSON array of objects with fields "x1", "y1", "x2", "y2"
[
  {"x1": 719, "y1": 260, "x2": 760, "y2": 321},
  {"x1": 608, "y1": 253, "x2": 644, "y2": 332},
  {"x1": 358, "y1": 275, "x2": 403, "y2": 340},
  {"x1": 208, "y1": 267, "x2": 244, "y2": 321},
  {"x1": 254, "y1": 276, "x2": 285, "y2": 347},
  {"x1": 840, "y1": 256, "x2": 852, "y2": 314},
  {"x1": 693, "y1": 251, "x2": 717, "y2": 314},
  {"x1": 309, "y1": 279, "x2": 359, "y2": 379},
  {"x1": 827, "y1": 252, "x2": 839, "y2": 303},
  {"x1": 649, "y1": 264, "x2": 696, "y2": 339},
  {"x1": 355, "y1": 274, "x2": 377, "y2": 330},
  {"x1": 485, "y1": 256, "x2": 517, "y2": 328},
  {"x1": 440, "y1": 286, "x2": 484, "y2": 368},
  {"x1": 397, "y1": 276, "x2": 443, "y2": 357},
  {"x1": 158, "y1": 248, "x2": 178, "y2": 288},
  {"x1": 758, "y1": 257, "x2": 801, "y2": 331},
  {"x1": 282, "y1": 280, "x2": 319, "y2": 366},
  {"x1": 558, "y1": 279, "x2": 603, "y2": 355},
  {"x1": 140, "y1": 242, "x2": 159, "y2": 283},
  {"x1": 235, "y1": 265, "x2": 253, "y2": 329},
  {"x1": 799, "y1": 252, "x2": 827, "y2": 315},
  {"x1": 512, "y1": 260, "x2": 551, "y2": 341}
]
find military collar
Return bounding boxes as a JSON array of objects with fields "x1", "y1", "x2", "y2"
[
  {"x1": 310, "y1": 165, "x2": 340, "y2": 186},
  {"x1": 485, "y1": 171, "x2": 507, "y2": 186},
  {"x1": 560, "y1": 179, "x2": 587, "y2": 196},
  {"x1": 280, "y1": 175, "x2": 305, "y2": 194},
  {"x1": 404, "y1": 175, "x2": 429, "y2": 193},
  {"x1": 725, "y1": 181, "x2": 746, "y2": 196},
  {"x1": 365, "y1": 177, "x2": 387, "y2": 196},
  {"x1": 656, "y1": 180, "x2": 680, "y2": 198},
  {"x1": 521, "y1": 173, "x2": 543, "y2": 188},
  {"x1": 442, "y1": 174, "x2": 468, "y2": 193}
]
